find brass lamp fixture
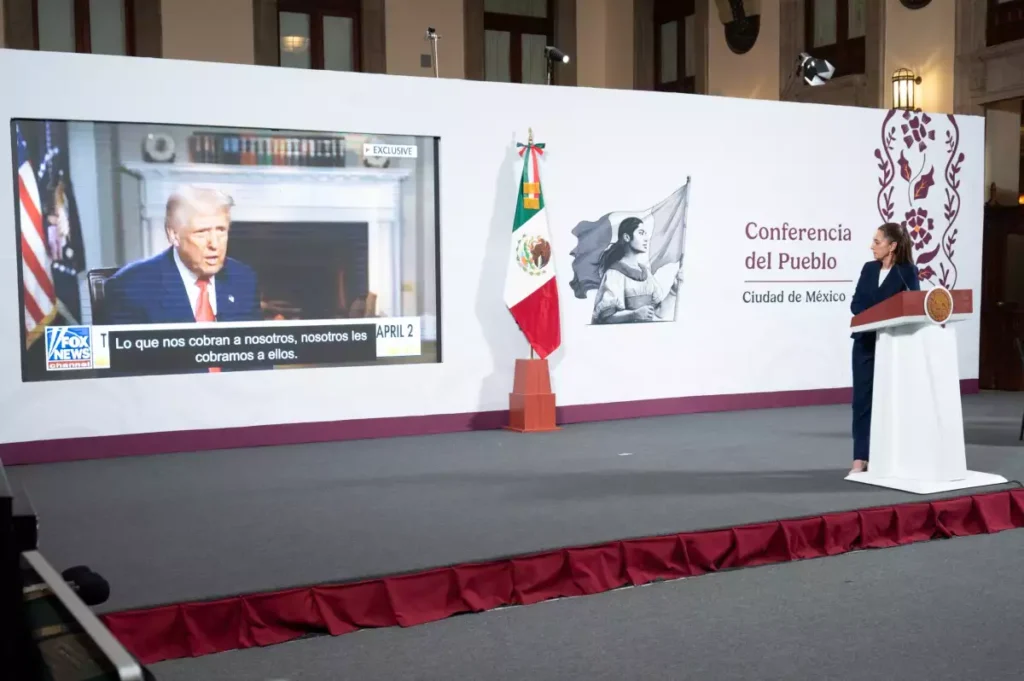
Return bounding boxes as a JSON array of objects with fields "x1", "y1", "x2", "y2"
[
  {"x1": 892, "y1": 68, "x2": 922, "y2": 111},
  {"x1": 281, "y1": 35, "x2": 309, "y2": 53}
]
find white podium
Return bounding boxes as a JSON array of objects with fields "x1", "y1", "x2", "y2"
[{"x1": 845, "y1": 288, "x2": 1007, "y2": 494}]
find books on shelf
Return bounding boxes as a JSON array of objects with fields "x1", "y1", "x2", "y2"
[{"x1": 188, "y1": 133, "x2": 346, "y2": 168}]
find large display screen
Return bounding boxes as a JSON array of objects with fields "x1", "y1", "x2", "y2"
[{"x1": 11, "y1": 119, "x2": 441, "y2": 381}]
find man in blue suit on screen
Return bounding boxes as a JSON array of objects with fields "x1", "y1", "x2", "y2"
[{"x1": 103, "y1": 185, "x2": 261, "y2": 324}]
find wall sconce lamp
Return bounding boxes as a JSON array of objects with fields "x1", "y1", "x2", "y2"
[
  {"x1": 892, "y1": 68, "x2": 922, "y2": 111},
  {"x1": 281, "y1": 35, "x2": 309, "y2": 53}
]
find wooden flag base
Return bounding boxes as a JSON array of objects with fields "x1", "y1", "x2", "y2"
[{"x1": 505, "y1": 358, "x2": 560, "y2": 433}]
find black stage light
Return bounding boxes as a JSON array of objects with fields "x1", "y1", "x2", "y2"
[
  {"x1": 797, "y1": 52, "x2": 835, "y2": 86},
  {"x1": 544, "y1": 46, "x2": 570, "y2": 64}
]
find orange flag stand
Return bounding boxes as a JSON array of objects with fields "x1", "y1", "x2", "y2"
[{"x1": 505, "y1": 358, "x2": 559, "y2": 433}]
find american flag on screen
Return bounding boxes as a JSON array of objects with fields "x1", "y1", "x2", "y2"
[{"x1": 16, "y1": 125, "x2": 57, "y2": 339}]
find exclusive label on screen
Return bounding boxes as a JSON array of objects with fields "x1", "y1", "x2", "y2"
[
  {"x1": 363, "y1": 143, "x2": 418, "y2": 159},
  {"x1": 43, "y1": 318, "x2": 421, "y2": 375}
]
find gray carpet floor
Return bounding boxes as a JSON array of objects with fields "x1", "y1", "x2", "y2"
[
  {"x1": 150, "y1": 529, "x2": 1024, "y2": 681},
  {"x1": 7, "y1": 392, "x2": 1024, "y2": 613}
]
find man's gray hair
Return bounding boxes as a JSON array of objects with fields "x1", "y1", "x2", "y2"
[{"x1": 165, "y1": 185, "x2": 235, "y2": 234}]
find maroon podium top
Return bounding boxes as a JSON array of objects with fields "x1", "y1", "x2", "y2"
[{"x1": 850, "y1": 289, "x2": 973, "y2": 330}]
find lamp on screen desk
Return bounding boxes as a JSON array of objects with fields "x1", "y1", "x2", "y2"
[{"x1": 845, "y1": 287, "x2": 1008, "y2": 494}]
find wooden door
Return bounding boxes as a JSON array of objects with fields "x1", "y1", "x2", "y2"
[{"x1": 980, "y1": 206, "x2": 1024, "y2": 391}]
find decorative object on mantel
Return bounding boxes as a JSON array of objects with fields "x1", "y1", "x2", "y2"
[
  {"x1": 188, "y1": 133, "x2": 346, "y2": 167},
  {"x1": 142, "y1": 133, "x2": 175, "y2": 163},
  {"x1": 714, "y1": 0, "x2": 760, "y2": 55},
  {"x1": 362, "y1": 138, "x2": 391, "y2": 169},
  {"x1": 891, "y1": 68, "x2": 922, "y2": 111},
  {"x1": 898, "y1": 0, "x2": 932, "y2": 9}
]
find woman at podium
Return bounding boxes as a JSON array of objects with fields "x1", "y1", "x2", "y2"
[{"x1": 849, "y1": 223, "x2": 919, "y2": 473}]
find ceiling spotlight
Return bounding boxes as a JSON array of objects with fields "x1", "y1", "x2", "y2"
[
  {"x1": 797, "y1": 52, "x2": 834, "y2": 86},
  {"x1": 544, "y1": 46, "x2": 570, "y2": 64}
]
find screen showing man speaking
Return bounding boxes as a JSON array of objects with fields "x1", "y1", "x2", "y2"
[{"x1": 12, "y1": 118, "x2": 441, "y2": 381}]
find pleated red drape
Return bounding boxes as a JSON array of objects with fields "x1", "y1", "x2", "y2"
[{"x1": 102, "y1": 489, "x2": 1024, "y2": 665}]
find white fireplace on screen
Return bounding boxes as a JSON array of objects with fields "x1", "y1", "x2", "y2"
[{"x1": 121, "y1": 162, "x2": 411, "y2": 320}]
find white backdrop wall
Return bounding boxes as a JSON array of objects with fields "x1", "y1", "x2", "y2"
[{"x1": 0, "y1": 50, "x2": 984, "y2": 445}]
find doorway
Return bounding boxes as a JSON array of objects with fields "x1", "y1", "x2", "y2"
[{"x1": 980, "y1": 207, "x2": 1024, "y2": 391}]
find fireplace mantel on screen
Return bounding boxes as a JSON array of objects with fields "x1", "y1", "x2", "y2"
[{"x1": 121, "y1": 162, "x2": 412, "y2": 319}]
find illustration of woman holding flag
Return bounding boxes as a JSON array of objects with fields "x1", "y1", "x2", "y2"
[
  {"x1": 569, "y1": 178, "x2": 690, "y2": 325},
  {"x1": 591, "y1": 216, "x2": 683, "y2": 324}
]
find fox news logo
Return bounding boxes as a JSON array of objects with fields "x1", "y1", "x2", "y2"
[{"x1": 45, "y1": 326, "x2": 93, "y2": 371}]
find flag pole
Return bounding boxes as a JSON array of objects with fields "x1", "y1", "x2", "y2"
[
  {"x1": 672, "y1": 176, "x2": 692, "y2": 321},
  {"x1": 506, "y1": 126, "x2": 559, "y2": 433},
  {"x1": 527, "y1": 126, "x2": 535, "y2": 361}
]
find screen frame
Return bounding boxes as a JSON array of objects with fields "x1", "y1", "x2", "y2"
[{"x1": 10, "y1": 117, "x2": 445, "y2": 382}]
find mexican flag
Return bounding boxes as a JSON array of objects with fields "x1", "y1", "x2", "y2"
[{"x1": 503, "y1": 137, "x2": 561, "y2": 359}]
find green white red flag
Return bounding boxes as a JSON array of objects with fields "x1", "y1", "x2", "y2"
[{"x1": 503, "y1": 135, "x2": 561, "y2": 359}]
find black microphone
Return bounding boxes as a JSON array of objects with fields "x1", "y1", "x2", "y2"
[
  {"x1": 895, "y1": 265, "x2": 910, "y2": 291},
  {"x1": 894, "y1": 227, "x2": 915, "y2": 292},
  {"x1": 61, "y1": 566, "x2": 110, "y2": 606}
]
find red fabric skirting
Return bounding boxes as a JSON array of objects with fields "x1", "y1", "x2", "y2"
[{"x1": 103, "y1": 488, "x2": 1024, "y2": 665}]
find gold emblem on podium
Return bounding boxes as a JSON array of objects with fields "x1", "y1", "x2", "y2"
[{"x1": 924, "y1": 287, "x2": 954, "y2": 324}]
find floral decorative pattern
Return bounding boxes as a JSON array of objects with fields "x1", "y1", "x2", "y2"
[
  {"x1": 903, "y1": 112, "x2": 935, "y2": 152},
  {"x1": 874, "y1": 109, "x2": 963, "y2": 289},
  {"x1": 902, "y1": 207, "x2": 934, "y2": 249}
]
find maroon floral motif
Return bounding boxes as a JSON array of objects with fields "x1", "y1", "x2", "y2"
[
  {"x1": 939, "y1": 119, "x2": 963, "y2": 289},
  {"x1": 897, "y1": 151, "x2": 913, "y2": 182},
  {"x1": 901, "y1": 208, "x2": 934, "y2": 249},
  {"x1": 912, "y1": 167, "x2": 935, "y2": 199},
  {"x1": 901, "y1": 111, "x2": 935, "y2": 152},
  {"x1": 873, "y1": 123, "x2": 897, "y2": 222},
  {"x1": 875, "y1": 110, "x2": 963, "y2": 289}
]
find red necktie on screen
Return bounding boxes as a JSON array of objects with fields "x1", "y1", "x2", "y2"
[
  {"x1": 195, "y1": 279, "x2": 220, "y2": 373},
  {"x1": 195, "y1": 279, "x2": 215, "y2": 323}
]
